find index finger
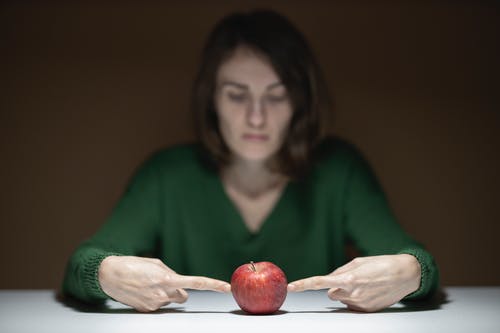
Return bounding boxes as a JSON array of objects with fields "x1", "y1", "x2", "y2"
[
  {"x1": 288, "y1": 275, "x2": 347, "y2": 292},
  {"x1": 171, "y1": 275, "x2": 231, "y2": 293}
]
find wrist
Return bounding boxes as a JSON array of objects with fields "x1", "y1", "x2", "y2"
[
  {"x1": 398, "y1": 254, "x2": 421, "y2": 295},
  {"x1": 98, "y1": 255, "x2": 119, "y2": 295}
]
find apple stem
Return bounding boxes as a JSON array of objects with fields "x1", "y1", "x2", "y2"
[{"x1": 250, "y1": 261, "x2": 256, "y2": 272}]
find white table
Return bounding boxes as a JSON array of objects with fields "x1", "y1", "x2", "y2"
[{"x1": 1, "y1": 287, "x2": 499, "y2": 333}]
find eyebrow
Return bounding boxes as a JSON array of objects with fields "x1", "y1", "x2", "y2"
[{"x1": 219, "y1": 80, "x2": 284, "y2": 91}]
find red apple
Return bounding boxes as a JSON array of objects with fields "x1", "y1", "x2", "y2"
[{"x1": 231, "y1": 261, "x2": 287, "y2": 314}]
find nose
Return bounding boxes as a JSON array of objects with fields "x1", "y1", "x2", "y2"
[{"x1": 246, "y1": 99, "x2": 265, "y2": 128}]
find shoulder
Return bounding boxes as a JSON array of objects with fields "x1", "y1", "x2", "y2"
[
  {"x1": 311, "y1": 136, "x2": 380, "y2": 188},
  {"x1": 135, "y1": 142, "x2": 211, "y2": 180},
  {"x1": 308, "y1": 135, "x2": 377, "y2": 184},
  {"x1": 314, "y1": 135, "x2": 366, "y2": 168},
  {"x1": 148, "y1": 142, "x2": 200, "y2": 165}
]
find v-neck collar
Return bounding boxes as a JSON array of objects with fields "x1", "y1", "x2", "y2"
[{"x1": 209, "y1": 171, "x2": 292, "y2": 240}]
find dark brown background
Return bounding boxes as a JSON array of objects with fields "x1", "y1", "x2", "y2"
[{"x1": 1, "y1": 1, "x2": 499, "y2": 289}]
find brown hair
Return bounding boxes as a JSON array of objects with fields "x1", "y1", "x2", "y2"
[{"x1": 192, "y1": 9, "x2": 332, "y2": 179}]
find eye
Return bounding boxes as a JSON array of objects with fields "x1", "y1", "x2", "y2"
[
  {"x1": 227, "y1": 92, "x2": 247, "y2": 103},
  {"x1": 266, "y1": 94, "x2": 288, "y2": 104}
]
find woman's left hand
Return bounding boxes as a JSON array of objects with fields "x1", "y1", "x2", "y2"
[{"x1": 287, "y1": 254, "x2": 421, "y2": 312}]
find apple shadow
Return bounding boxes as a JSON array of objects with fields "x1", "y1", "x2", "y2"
[{"x1": 230, "y1": 309, "x2": 288, "y2": 316}]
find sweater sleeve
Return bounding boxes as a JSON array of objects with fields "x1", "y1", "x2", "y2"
[
  {"x1": 62, "y1": 156, "x2": 162, "y2": 303},
  {"x1": 341, "y1": 146, "x2": 439, "y2": 300}
]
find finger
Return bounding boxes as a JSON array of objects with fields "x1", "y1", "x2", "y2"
[
  {"x1": 288, "y1": 275, "x2": 344, "y2": 292},
  {"x1": 345, "y1": 302, "x2": 374, "y2": 313},
  {"x1": 330, "y1": 262, "x2": 354, "y2": 276},
  {"x1": 171, "y1": 275, "x2": 231, "y2": 293},
  {"x1": 168, "y1": 288, "x2": 189, "y2": 304},
  {"x1": 290, "y1": 273, "x2": 355, "y2": 292},
  {"x1": 142, "y1": 258, "x2": 178, "y2": 274},
  {"x1": 135, "y1": 297, "x2": 171, "y2": 313},
  {"x1": 163, "y1": 265, "x2": 178, "y2": 275},
  {"x1": 330, "y1": 257, "x2": 363, "y2": 276},
  {"x1": 157, "y1": 301, "x2": 172, "y2": 308},
  {"x1": 327, "y1": 287, "x2": 351, "y2": 301}
]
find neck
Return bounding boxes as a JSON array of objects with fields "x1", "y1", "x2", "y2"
[{"x1": 222, "y1": 158, "x2": 287, "y2": 199}]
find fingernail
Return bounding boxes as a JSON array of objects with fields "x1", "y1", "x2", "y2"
[
  {"x1": 288, "y1": 283, "x2": 296, "y2": 292},
  {"x1": 222, "y1": 284, "x2": 231, "y2": 293}
]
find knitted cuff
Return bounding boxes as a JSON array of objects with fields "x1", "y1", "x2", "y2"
[
  {"x1": 397, "y1": 247, "x2": 436, "y2": 300},
  {"x1": 82, "y1": 248, "x2": 122, "y2": 301}
]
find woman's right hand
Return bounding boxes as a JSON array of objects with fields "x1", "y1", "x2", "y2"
[{"x1": 98, "y1": 255, "x2": 231, "y2": 312}]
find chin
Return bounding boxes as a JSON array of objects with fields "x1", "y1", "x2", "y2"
[
  {"x1": 228, "y1": 140, "x2": 282, "y2": 164},
  {"x1": 234, "y1": 147, "x2": 276, "y2": 163},
  {"x1": 238, "y1": 152, "x2": 272, "y2": 162}
]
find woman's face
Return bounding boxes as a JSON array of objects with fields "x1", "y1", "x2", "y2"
[{"x1": 214, "y1": 46, "x2": 293, "y2": 164}]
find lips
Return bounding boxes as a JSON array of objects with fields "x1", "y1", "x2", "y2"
[{"x1": 242, "y1": 133, "x2": 269, "y2": 141}]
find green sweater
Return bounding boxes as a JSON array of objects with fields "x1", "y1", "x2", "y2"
[{"x1": 62, "y1": 137, "x2": 439, "y2": 303}]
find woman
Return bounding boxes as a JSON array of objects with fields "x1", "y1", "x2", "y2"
[{"x1": 62, "y1": 9, "x2": 439, "y2": 313}]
